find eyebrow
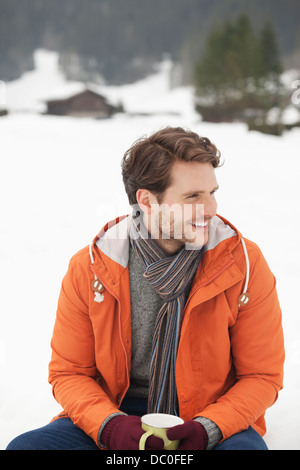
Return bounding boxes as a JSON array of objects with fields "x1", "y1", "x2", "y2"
[{"x1": 182, "y1": 185, "x2": 219, "y2": 196}]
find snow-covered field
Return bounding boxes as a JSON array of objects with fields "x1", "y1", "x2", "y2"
[{"x1": 1, "y1": 51, "x2": 300, "y2": 450}]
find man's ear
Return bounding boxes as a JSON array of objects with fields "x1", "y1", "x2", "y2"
[{"x1": 136, "y1": 189, "x2": 156, "y2": 214}]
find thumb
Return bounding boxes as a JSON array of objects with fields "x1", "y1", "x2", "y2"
[{"x1": 167, "y1": 423, "x2": 188, "y2": 441}]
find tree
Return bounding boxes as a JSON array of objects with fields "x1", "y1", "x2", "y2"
[
  {"x1": 194, "y1": 14, "x2": 284, "y2": 127},
  {"x1": 259, "y1": 20, "x2": 283, "y2": 77}
]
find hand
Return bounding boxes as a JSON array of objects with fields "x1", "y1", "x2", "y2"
[
  {"x1": 101, "y1": 415, "x2": 164, "y2": 450},
  {"x1": 167, "y1": 420, "x2": 208, "y2": 450}
]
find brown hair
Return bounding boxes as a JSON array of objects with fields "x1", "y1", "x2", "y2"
[{"x1": 121, "y1": 126, "x2": 221, "y2": 205}]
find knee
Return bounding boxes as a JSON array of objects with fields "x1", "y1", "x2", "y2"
[
  {"x1": 6, "y1": 432, "x2": 35, "y2": 450},
  {"x1": 213, "y1": 427, "x2": 268, "y2": 450}
]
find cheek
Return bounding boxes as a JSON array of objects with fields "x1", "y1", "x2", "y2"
[
  {"x1": 210, "y1": 197, "x2": 218, "y2": 215},
  {"x1": 159, "y1": 205, "x2": 186, "y2": 237},
  {"x1": 183, "y1": 204, "x2": 205, "y2": 221}
]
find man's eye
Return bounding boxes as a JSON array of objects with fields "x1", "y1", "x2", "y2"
[{"x1": 187, "y1": 194, "x2": 197, "y2": 199}]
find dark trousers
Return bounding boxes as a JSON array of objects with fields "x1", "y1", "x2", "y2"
[
  {"x1": 6, "y1": 397, "x2": 268, "y2": 450},
  {"x1": 6, "y1": 418, "x2": 267, "y2": 450}
]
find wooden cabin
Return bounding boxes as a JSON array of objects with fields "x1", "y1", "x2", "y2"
[{"x1": 45, "y1": 89, "x2": 116, "y2": 118}]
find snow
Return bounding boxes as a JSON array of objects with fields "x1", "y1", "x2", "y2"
[
  {"x1": 1, "y1": 50, "x2": 300, "y2": 450},
  {"x1": 281, "y1": 105, "x2": 300, "y2": 125},
  {"x1": 5, "y1": 50, "x2": 74, "y2": 113}
]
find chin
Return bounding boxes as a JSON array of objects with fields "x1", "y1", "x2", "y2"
[{"x1": 182, "y1": 229, "x2": 207, "y2": 249}]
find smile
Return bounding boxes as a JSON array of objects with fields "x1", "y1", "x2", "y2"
[{"x1": 191, "y1": 221, "x2": 208, "y2": 228}]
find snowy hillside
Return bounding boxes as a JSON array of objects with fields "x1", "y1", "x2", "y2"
[{"x1": 1, "y1": 50, "x2": 300, "y2": 450}]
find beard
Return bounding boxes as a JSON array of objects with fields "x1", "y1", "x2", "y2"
[{"x1": 150, "y1": 203, "x2": 208, "y2": 252}]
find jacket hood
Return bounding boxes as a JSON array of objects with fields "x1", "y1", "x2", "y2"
[{"x1": 93, "y1": 214, "x2": 240, "y2": 268}]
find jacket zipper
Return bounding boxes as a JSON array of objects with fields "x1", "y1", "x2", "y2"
[{"x1": 177, "y1": 257, "x2": 236, "y2": 414}]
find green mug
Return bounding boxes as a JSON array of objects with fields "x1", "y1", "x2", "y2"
[{"x1": 139, "y1": 413, "x2": 184, "y2": 450}]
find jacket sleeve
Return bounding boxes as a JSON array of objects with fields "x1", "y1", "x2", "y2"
[
  {"x1": 48, "y1": 254, "x2": 122, "y2": 446},
  {"x1": 198, "y1": 243, "x2": 285, "y2": 440}
]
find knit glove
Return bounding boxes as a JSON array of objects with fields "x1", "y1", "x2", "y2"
[
  {"x1": 167, "y1": 420, "x2": 208, "y2": 450},
  {"x1": 101, "y1": 415, "x2": 164, "y2": 450}
]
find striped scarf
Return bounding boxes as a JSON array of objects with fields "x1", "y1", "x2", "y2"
[{"x1": 130, "y1": 216, "x2": 204, "y2": 415}]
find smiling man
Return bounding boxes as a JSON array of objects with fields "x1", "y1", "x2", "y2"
[{"x1": 6, "y1": 127, "x2": 284, "y2": 451}]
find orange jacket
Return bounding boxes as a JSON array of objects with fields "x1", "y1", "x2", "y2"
[{"x1": 48, "y1": 214, "x2": 284, "y2": 446}]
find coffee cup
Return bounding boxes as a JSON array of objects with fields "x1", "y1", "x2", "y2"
[{"x1": 139, "y1": 413, "x2": 184, "y2": 450}]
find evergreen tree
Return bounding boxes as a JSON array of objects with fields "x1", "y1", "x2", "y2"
[
  {"x1": 194, "y1": 14, "x2": 284, "y2": 125},
  {"x1": 259, "y1": 20, "x2": 283, "y2": 77}
]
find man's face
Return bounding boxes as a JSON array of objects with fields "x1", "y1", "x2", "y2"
[{"x1": 148, "y1": 161, "x2": 218, "y2": 253}]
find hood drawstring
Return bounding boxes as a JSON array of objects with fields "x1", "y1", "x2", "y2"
[
  {"x1": 89, "y1": 242, "x2": 105, "y2": 303},
  {"x1": 238, "y1": 237, "x2": 250, "y2": 307},
  {"x1": 88, "y1": 237, "x2": 251, "y2": 307}
]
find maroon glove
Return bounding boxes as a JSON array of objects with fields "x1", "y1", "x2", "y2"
[
  {"x1": 167, "y1": 420, "x2": 208, "y2": 450},
  {"x1": 101, "y1": 415, "x2": 164, "y2": 450}
]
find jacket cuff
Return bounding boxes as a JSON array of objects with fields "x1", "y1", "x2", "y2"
[
  {"x1": 194, "y1": 417, "x2": 223, "y2": 450},
  {"x1": 97, "y1": 412, "x2": 127, "y2": 448}
]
